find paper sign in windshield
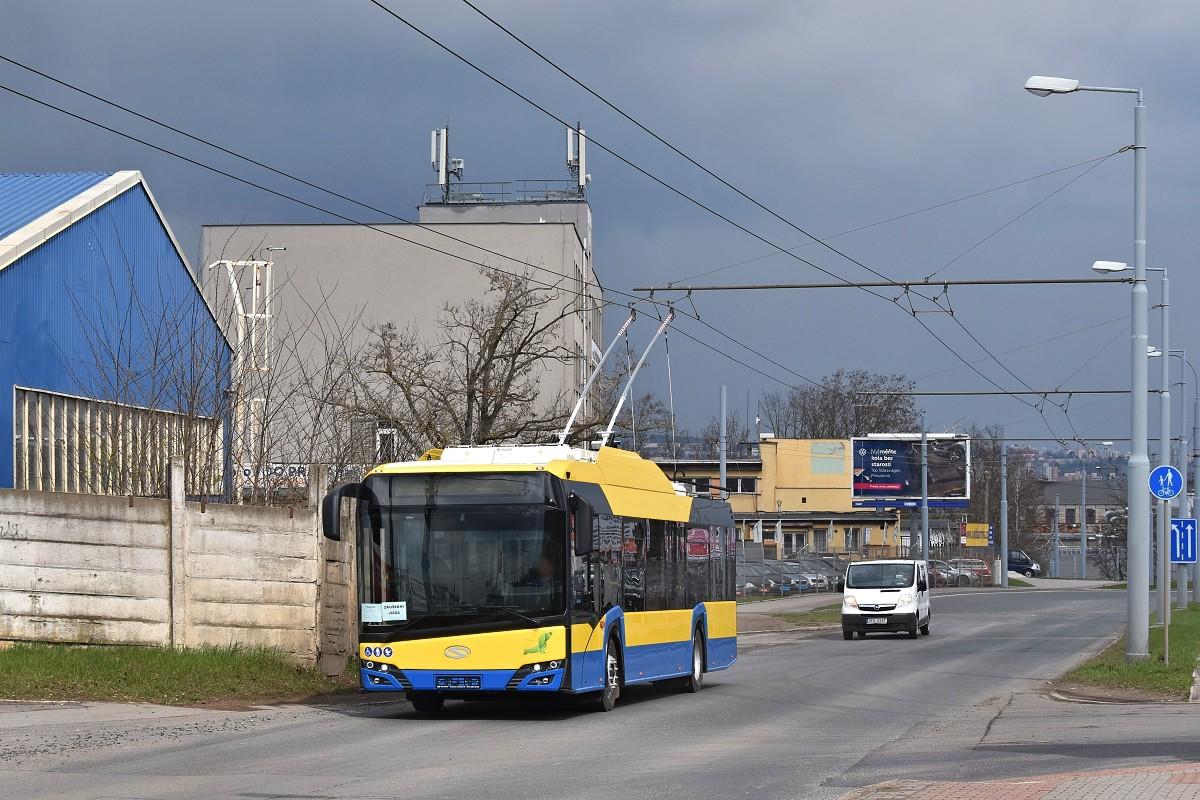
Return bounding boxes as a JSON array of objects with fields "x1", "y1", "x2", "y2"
[
  {"x1": 382, "y1": 601, "x2": 408, "y2": 621},
  {"x1": 361, "y1": 603, "x2": 383, "y2": 624}
]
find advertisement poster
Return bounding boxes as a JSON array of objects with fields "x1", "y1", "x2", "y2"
[{"x1": 852, "y1": 436, "x2": 970, "y2": 501}]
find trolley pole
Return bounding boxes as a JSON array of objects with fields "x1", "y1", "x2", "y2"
[{"x1": 719, "y1": 386, "x2": 728, "y2": 500}]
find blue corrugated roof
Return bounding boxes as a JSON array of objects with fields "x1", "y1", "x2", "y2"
[{"x1": 0, "y1": 171, "x2": 113, "y2": 239}]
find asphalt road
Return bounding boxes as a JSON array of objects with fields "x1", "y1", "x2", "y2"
[{"x1": 4, "y1": 589, "x2": 1198, "y2": 800}]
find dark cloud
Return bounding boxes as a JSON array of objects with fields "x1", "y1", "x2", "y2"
[{"x1": 4, "y1": 0, "x2": 1197, "y2": 441}]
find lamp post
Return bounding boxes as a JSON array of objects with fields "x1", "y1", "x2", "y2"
[
  {"x1": 1029, "y1": 74, "x2": 1147, "y2": 661},
  {"x1": 1100, "y1": 262, "x2": 1168, "y2": 624}
]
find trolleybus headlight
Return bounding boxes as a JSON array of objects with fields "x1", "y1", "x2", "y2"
[
  {"x1": 379, "y1": 664, "x2": 388, "y2": 672},
  {"x1": 365, "y1": 661, "x2": 375, "y2": 669},
  {"x1": 533, "y1": 663, "x2": 543, "y2": 672}
]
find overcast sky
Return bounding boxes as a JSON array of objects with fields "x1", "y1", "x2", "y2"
[{"x1": 5, "y1": 1, "x2": 1199, "y2": 446}]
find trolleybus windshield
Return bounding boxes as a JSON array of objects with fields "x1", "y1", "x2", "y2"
[{"x1": 356, "y1": 473, "x2": 566, "y2": 632}]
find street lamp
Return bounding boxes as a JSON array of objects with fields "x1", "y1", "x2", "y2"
[
  {"x1": 1034, "y1": 75, "x2": 1148, "y2": 662},
  {"x1": 1092, "y1": 261, "x2": 1170, "y2": 625}
]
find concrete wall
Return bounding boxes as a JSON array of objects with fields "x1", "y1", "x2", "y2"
[{"x1": 0, "y1": 460, "x2": 355, "y2": 671}]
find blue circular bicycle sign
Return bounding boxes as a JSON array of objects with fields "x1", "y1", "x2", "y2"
[{"x1": 1149, "y1": 465, "x2": 1183, "y2": 500}]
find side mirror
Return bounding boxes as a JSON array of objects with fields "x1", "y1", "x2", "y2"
[
  {"x1": 917, "y1": 580, "x2": 928, "y2": 593},
  {"x1": 571, "y1": 493, "x2": 596, "y2": 556},
  {"x1": 322, "y1": 482, "x2": 364, "y2": 541}
]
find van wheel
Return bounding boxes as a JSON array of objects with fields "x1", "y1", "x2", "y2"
[
  {"x1": 596, "y1": 637, "x2": 621, "y2": 712},
  {"x1": 908, "y1": 620, "x2": 919, "y2": 639},
  {"x1": 920, "y1": 619, "x2": 930, "y2": 636},
  {"x1": 842, "y1": 629, "x2": 853, "y2": 641},
  {"x1": 1023, "y1": 570, "x2": 1035, "y2": 578}
]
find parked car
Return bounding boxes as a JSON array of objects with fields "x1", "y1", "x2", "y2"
[
  {"x1": 948, "y1": 558, "x2": 993, "y2": 584},
  {"x1": 779, "y1": 563, "x2": 814, "y2": 593},
  {"x1": 929, "y1": 559, "x2": 976, "y2": 587},
  {"x1": 799, "y1": 558, "x2": 842, "y2": 592},
  {"x1": 1006, "y1": 549, "x2": 1042, "y2": 578},
  {"x1": 813, "y1": 558, "x2": 848, "y2": 592},
  {"x1": 784, "y1": 560, "x2": 829, "y2": 591}
]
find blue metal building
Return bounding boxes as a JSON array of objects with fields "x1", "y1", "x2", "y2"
[{"x1": 0, "y1": 171, "x2": 230, "y2": 494}]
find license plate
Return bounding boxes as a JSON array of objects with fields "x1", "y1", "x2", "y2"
[
  {"x1": 435, "y1": 675, "x2": 481, "y2": 689},
  {"x1": 866, "y1": 617, "x2": 887, "y2": 624}
]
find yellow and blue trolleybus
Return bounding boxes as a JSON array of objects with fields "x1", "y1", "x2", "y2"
[{"x1": 323, "y1": 443, "x2": 737, "y2": 712}]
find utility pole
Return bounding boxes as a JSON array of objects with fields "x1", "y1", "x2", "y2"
[
  {"x1": 1052, "y1": 494, "x2": 1061, "y2": 578},
  {"x1": 1000, "y1": 443, "x2": 1009, "y2": 588},
  {"x1": 1193, "y1": 386, "x2": 1200, "y2": 605},
  {"x1": 1179, "y1": 436, "x2": 1190, "y2": 609},
  {"x1": 921, "y1": 424, "x2": 930, "y2": 565},
  {"x1": 1159, "y1": 274, "x2": 1171, "y2": 632},
  {"x1": 719, "y1": 385, "x2": 728, "y2": 500},
  {"x1": 1080, "y1": 465, "x2": 1088, "y2": 579}
]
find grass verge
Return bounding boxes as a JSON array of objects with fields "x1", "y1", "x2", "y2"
[
  {"x1": 1062, "y1": 605, "x2": 1200, "y2": 699},
  {"x1": 0, "y1": 643, "x2": 358, "y2": 706},
  {"x1": 770, "y1": 604, "x2": 842, "y2": 626},
  {"x1": 1008, "y1": 578, "x2": 1033, "y2": 588}
]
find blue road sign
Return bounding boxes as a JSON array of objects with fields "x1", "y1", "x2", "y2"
[
  {"x1": 1149, "y1": 465, "x2": 1183, "y2": 500},
  {"x1": 1171, "y1": 518, "x2": 1198, "y2": 564}
]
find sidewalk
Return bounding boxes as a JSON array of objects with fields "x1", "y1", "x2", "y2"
[{"x1": 844, "y1": 763, "x2": 1200, "y2": 799}]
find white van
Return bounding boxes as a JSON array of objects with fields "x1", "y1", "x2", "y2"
[{"x1": 841, "y1": 559, "x2": 931, "y2": 639}]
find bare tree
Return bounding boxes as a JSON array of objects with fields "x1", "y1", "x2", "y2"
[
  {"x1": 760, "y1": 369, "x2": 921, "y2": 439},
  {"x1": 343, "y1": 267, "x2": 591, "y2": 459},
  {"x1": 700, "y1": 409, "x2": 750, "y2": 456}
]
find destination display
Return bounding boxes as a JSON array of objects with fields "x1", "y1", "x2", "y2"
[{"x1": 851, "y1": 436, "x2": 970, "y2": 501}]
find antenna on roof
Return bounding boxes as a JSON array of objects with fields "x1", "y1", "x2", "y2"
[
  {"x1": 431, "y1": 125, "x2": 464, "y2": 203},
  {"x1": 566, "y1": 123, "x2": 589, "y2": 193}
]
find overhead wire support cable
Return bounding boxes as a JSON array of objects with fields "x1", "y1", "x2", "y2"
[
  {"x1": 369, "y1": 1, "x2": 1079, "y2": 436},
  {"x1": 0, "y1": 56, "x2": 830, "y2": 393}
]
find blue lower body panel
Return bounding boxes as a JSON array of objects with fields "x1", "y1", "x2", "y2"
[
  {"x1": 706, "y1": 635, "x2": 737, "y2": 671},
  {"x1": 360, "y1": 666, "x2": 565, "y2": 693}
]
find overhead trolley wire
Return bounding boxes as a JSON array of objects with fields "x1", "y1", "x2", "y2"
[
  {"x1": 0, "y1": 69, "x2": 822, "y2": 394},
  {"x1": 406, "y1": 1, "x2": 1087, "y2": 436}
]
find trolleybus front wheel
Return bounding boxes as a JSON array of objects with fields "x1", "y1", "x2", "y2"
[
  {"x1": 597, "y1": 637, "x2": 622, "y2": 712},
  {"x1": 409, "y1": 692, "x2": 445, "y2": 714},
  {"x1": 680, "y1": 628, "x2": 705, "y2": 693}
]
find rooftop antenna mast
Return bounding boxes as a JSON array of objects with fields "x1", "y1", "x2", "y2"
[
  {"x1": 566, "y1": 122, "x2": 589, "y2": 194},
  {"x1": 558, "y1": 308, "x2": 636, "y2": 445},
  {"x1": 601, "y1": 308, "x2": 675, "y2": 447},
  {"x1": 431, "y1": 125, "x2": 464, "y2": 203}
]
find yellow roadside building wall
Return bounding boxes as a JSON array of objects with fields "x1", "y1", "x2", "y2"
[{"x1": 655, "y1": 438, "x2": 901, "y2": 558}]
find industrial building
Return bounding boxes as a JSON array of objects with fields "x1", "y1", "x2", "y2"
[
  {"x1": 0, "y1": 171, "x2": 230, "y2": 496},
  {"x1": 200, "y1": 131, "x2": 602, "y2": 469}
]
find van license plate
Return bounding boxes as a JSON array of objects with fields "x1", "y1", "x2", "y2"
[{"x1": 866, "y1": 617, "x2": 887, "y2": 624}]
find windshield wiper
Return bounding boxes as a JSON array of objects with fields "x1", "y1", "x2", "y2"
[{"x1": 463, "y1": 605, "x2": 541, "y2": 625}]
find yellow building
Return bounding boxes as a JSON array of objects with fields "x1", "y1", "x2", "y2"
[{"x1": 653, "y1": 438, "x2": 902, "y2": 559}]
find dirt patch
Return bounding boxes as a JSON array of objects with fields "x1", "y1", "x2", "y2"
[{"x1": 1050, "y1": 680, "x2": 1187, "y2": 703}]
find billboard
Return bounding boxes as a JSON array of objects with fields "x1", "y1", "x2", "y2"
[
  {"x1": 852, "y1": 435, "x2": 970, "y2": 501},
  {"x1": 961, "y1": 522, "x2": 990, "y2": 548}
]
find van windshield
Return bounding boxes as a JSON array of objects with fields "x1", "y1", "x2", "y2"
[{"x1": 847, "y1": 563, "x2": 915, "y2": 589}]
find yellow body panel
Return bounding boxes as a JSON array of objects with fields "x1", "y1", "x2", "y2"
[
  {"x1": 704, "y1": 601, "x2": 737, "y2": 639},
  {"x1": 570, "y1": 621, "x2": 609, "y2": 653},
  {"x1": 624, "y1": 610, "x2": 695, "y2": 647},
  {"x1": 367, "y1": 446, "x2": 695, "y2": 523},
  {"x1": 363, "y1": 626, "x2": 566, "y2": 671}
]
